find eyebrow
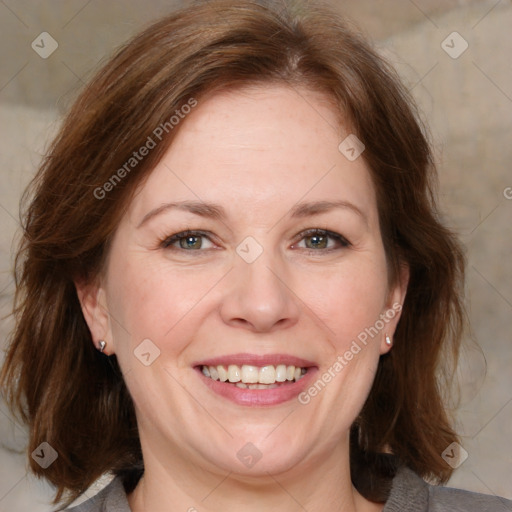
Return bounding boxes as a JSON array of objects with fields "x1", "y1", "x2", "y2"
[
  {"x1": 289, "y1": 200, "x2": 368, "y2": 225},
  {"x1": 137, "y1": 199, "x2": 368, "y2": 228},
  {"x1": 137, "y1": 201, "x2": 224, "y2": 228}
]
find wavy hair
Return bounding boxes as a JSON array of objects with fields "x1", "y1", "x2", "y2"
[{"x1": 1, "y1": 0, "x2": 465, "y2": 508}]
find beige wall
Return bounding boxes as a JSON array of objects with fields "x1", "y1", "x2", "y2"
[{"x1": 1, "y1": 1, "x2": 511, "y2": 509}]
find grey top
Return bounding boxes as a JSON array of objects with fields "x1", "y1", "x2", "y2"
[{"x1": 67, "y1": 467, "x2": 512, "y2": 511}]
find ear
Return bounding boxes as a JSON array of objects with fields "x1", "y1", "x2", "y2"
[
  {"x1": 380, "y1": 262, "x2": 409, "y2": 355},
  {"x1": 75, "y1": 278, "x2": 115, "y2": 355}
]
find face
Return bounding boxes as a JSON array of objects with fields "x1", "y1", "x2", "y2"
[{"x1": 78, "y1": 85, "x2": 406, "y2": 478}]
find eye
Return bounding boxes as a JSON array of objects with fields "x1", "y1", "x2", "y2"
[
  {"x1": 292, "y1": 229, "x2": 350, "y2": 251},
  {"x1": 160, "y1": 230, "x2": 215, "y2": 250}
]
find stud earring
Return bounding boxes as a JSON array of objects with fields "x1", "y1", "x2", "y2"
[
  {"x1": 385, "y1": 334, "x2": 392, "y2": 346},
  {"x1": 98, "y1": 340, "x2": 107, "y2": 353}
]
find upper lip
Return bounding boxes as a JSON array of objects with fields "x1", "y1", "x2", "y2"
[{"x1": 193, "y1": 353, "x2": 317, "y2": 368}]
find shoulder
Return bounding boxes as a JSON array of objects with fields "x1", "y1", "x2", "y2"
[
  {"x1": 65, "y1": 477, "x2": 131, "y2": 512},
  {"x1": 64, "y1": 468, "x2": 512, "y2": 512},
  {"x1": 384, "y1": 466, "x2": 512, "y2": 512},
  {"x1": 428, "y1": 485, "x2": 512, "y2": 512}
]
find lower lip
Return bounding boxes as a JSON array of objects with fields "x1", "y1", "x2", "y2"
[{"x1": 196, "y1": 367, "x2": 318, "y2": 406}]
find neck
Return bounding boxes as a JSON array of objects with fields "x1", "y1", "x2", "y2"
[{"x1": 127, "y1": 432, "x2": 383, "y2": 512}]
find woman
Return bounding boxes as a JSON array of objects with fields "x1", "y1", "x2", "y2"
[{"x1": 1, "y1": 1, "x2": 510, "y2": 511}]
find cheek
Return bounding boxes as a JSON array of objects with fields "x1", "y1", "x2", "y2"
[
  {"x1": 294, "y1": 255, "x2": 389, "y2": 345},
  {"x1": 106, "y1": 250, "x2": 224, "y2": 352},
  {"x1": 295, "y1": 260, "x2": 389, "y2": 424}
]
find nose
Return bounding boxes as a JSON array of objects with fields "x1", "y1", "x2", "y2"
[{"x1": 219, "y1": 250, "x2": 300, "y2": 333}]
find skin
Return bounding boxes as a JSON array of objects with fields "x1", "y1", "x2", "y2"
[{"x1": 77, "y1": 85, "x2": 408, "y2": 512}]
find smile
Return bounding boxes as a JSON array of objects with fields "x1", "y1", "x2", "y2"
[
  {"x1": 201, "y1": 364, "x2": 307, "y2": 389},
  {"x1": 194, "y1": 353, "x2": 317, "y2": 406}
]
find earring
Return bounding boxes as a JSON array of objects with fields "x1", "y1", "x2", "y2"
[
  {"x1": 98, "y1": 340, "x2": 107, "y2": 353},
  {"x1": 385, "y1": 334, "x2": 392, "y2": 346}
]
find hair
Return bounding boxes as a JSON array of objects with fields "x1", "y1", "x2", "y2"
[{"x1": 1, "y1": 0, "x2": 466, "y2": 508}]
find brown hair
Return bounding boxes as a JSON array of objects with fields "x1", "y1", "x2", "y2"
[{"x1": 1, "y1": 0, "x2": 465, "y2": 508}]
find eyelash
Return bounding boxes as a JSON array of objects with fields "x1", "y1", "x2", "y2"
[
  {"x1": 159, "y1": 228, "x2": 351, "y2": 253},
  {"x1": 295, "y1": 228, "x2": 351, "y2": 250}
]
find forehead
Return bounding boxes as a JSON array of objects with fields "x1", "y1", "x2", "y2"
[{"x1": 127, "y1": 84, "x2": 377, "y2": 225}]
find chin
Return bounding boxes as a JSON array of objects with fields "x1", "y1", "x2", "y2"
[{"x1": 197, "y1": 431, "x2": 313, "y2": 478}]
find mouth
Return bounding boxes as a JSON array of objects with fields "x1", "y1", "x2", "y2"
[
  {"x1": 193, "y1": 354, "x2": 317, "y2": 406},
  {"x1": 200, "y1": 363, "x2": 307, "y2": 389}
]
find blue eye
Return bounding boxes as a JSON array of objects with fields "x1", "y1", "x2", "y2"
[
  {"x1": 294, "y1": 229, "x2": 350, "y2": 251},
  {"x1": 160, "y1": 228, "x2": 350, "y2": 253},
  {"x1": 161, "y1": 231, "x2": 214, "y2": 250}
]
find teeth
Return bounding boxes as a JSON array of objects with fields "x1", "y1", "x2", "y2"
[
  {"x1": 217, "y1": 365, "x2": 228, "y2": 382},
  {"x1": 259, "y1": 365, "x2": 276, "y2": 384},
  {"x1": 228, "y1": 365, "x2": 241, "y2": 383},
  {"x1": 202, "y1": 363, "x2": 308, "y2": 385},
  {"x1": 241, "y1": 365, "x2": 259, "y2": 383},
  {"x1": 275, "y1": 364, "x2": 287, "y2": 382}
]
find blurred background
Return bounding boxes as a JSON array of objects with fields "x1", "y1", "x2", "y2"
[{"x1": 0, "y1": 0, "x2": 511, "y2": 510}]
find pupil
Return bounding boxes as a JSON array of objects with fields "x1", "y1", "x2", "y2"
[
  {"x1": 181, "y1": 236, "x2": 201, "y2": 249},
  {"x1": 308, "y1": 235, "x2": 327, "y2": 249}
]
